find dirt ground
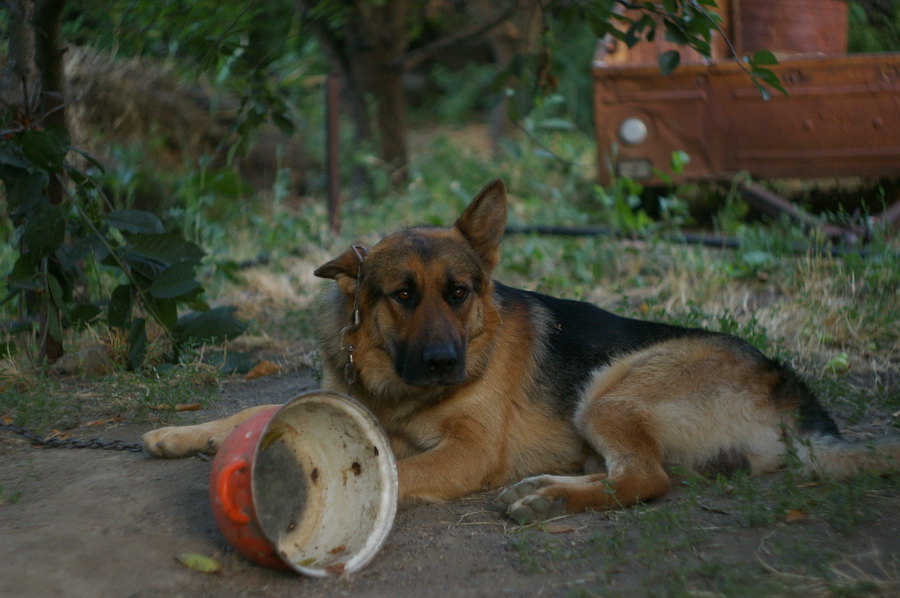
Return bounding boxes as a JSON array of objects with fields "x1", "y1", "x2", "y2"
[{"x1": 2, "y1": 370, "x2": 899, "y2": 598}]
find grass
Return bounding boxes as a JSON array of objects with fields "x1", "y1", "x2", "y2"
[
  {"x1": 2, "y1": 123, "x2": 898, "y2": 594},
  {"x1": 510, "y1": 468, "x2": 900, "y2": 596},
  {"x1": 0, "y1": 360, "x2": 220, "y2": 432}
]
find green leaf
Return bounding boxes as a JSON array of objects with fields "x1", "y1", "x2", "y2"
[
  {"x1": 491, "y1": 70, "x2": 512, "y2": 93},
  {"x1": 58, "y1": 234, "x2": 108, "y2": 273},
  {"x1": 46, "y1": 298, "x2": 62, "y2": 342},
  {"x1": 174, "y1": 306, "x2": 247, "y2": 347},
  {"x1": 1, "y1": 167, "x2": 48, "y2": 216},
  {"x1": 670, "y1": 150, "x2": 691, "y2": 174},
  {"x1": 124, "y1": 234, "x2": 206, "y2": 266},
  {"x1": 508, "y1": 53, "x2": 525, "y2": 77},
  {"x1": 658, "y1": 50, "x2": 681, "y2": 75},
  {"x1": 271, "y1": 111, "x2": 295, "y2": 136},
  {"x1": 108, "y1": 284, "x2": 132, "y2": 329},
  {"x1": 754, "y1": 67, "x2": 788, "y2": 97},
  {"x1": 7, "y1": 253, "x2": 41, "y2": 291},
  {"x1": 0, "y1": 143, "x2": 32, "y2": 170},
  {"x1": 105, "y1": 210, "x2": 165, "y2": 234},
  {"x1": 587, "y1": 17, "x2": 614, "y2": 39},
  {"x1": 68, "y1": 147, "x2": 106, "y2": 173},
  {"x1": 148, "y1": 262, "x2": 201, "y2": 299},
  {"x1": 121, "y1": 234, "x2": 206, "y2": 279},
  {"x1": 47, "y1": 273, "x2": 71, "y2": 322},
  {"x1": 128, "y1": 318, "x2": 148, "y2": 370},
  {"x1": 623, "y1": 19, "x2": 643, "y2": 47},
  {"x1": 21, "y1": 130, "x2": 66, "y2": 172},
  {"x1": 664, "y1": 26, "x2": 688, "y2": 46},
  {"x1": 149, "y1": 297, "x2": 178, "y2": 332},
  {"x1": 751, "y1": 49, "x2": 779, "y2": 66},
  {"x1": 24, "y1": 206, "x2": 66, "y2": 257}
]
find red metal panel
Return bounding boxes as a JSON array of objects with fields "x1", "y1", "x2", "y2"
[{"x1": 594, "y1": 53, "x2": 900, "y2": 185}]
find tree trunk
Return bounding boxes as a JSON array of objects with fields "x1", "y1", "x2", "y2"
[
  {"x1": 4, "y1": 0, "x2": 69, "y2": 364},
  {"x1": 35, "y1": 0, "x2": 67, "y2": 101},
  {"x1": 298, "y1": 0, "x2": 413, "y2": 188},
  {"x1": 34, "y1": 0, "x2": 68, "y2": 363},
  {"x1": 351, "y1": 49, "x2": 408, "y2": 181},
  {"x1": 474, "y1": 0, "x2": 542, "y2": 154},
  {"x1": 0, "y1": 0, "x2": 39, "y2": 108}
]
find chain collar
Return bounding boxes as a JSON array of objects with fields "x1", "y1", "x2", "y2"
[
  {"x1": 339, "y1": 245, "x2": 368, "y2": 392},
  {"x1": 1, "y1": 422, "x2": 143, "y2": 452}
]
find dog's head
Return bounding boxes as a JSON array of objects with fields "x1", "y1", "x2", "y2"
[{"x1": 314, "y1": 179, "x2": 507, "y2": 389}]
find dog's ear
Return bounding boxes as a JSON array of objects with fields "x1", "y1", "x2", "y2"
[
  {"x1": 454, "y1": 179, "x2": 507, "y2": 269},
  {"x1": 314, "y1": 248, "x2": 363, "y2": 297}
]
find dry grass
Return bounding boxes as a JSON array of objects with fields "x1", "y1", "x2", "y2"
[{"x1": 759, "y1": 547, "x2": 900, "y2": 597}]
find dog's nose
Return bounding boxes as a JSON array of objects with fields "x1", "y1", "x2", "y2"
[{"x1": 423, "y1": 343, "x2": 458, "y2": 373}]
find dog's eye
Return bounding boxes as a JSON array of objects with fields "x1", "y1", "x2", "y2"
[
  {"x1": 394, "y1": 289, "x2": 411, "y2": 302},
  {"x1": 450, "y1": 286, "x2": 468, "y2": 302}
]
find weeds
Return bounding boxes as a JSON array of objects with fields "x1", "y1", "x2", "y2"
[{"x1": 0, "y1": 361, "x2": 219, "y2": 432}]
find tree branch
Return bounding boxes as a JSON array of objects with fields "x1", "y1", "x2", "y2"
[{"x1": 392, "y1": 0, "x2": 521, "y2": 70}]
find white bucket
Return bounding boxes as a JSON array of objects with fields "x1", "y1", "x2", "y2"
[{"x1": 214, "y1": 390, "x2": 398, "y2": 577}]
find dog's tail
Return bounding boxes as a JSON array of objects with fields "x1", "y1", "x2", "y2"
[
  {"x1": 773, "y1": 361, "x2": 900, "y2": 480},
  {"x1": 798, "y1": 433, "x2": 900, "y2": 480}
]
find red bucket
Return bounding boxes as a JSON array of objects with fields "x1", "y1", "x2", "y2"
[{"x1": 209, "y1": 391, "x2": 398, "y2": 576}]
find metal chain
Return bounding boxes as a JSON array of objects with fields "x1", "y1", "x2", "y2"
[
  {"x1": 340, "y1": 244, "x2": 368, "y2": 395},
  {"x1": 0, "y1": 422, "x2": 144, "y2": 452}
]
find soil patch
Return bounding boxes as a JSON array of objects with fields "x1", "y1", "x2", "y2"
[{"x1": 2, "y1": 371, "x2": 898, "y2": 597}]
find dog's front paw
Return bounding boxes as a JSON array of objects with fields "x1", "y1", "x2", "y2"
[
  {"x1": 506, "y1": 494, "x2": 567, "y2": 525},
  {"x1": 498, "y1": 476, "x2": 567, "y2": 524},
  {"x1": 498, "y1": 478, "x2": 540, "y2": 506},
  {"x1": 142, "y1": 426, "x2": 217, "y2": 458}
]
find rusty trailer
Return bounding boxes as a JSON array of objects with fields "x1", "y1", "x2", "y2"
[{"x1": 591, "y1": 1, "x2": 900, "y2": 239}]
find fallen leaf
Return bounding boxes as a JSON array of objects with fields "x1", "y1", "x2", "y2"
[
  {"x1": 328, "y1": 545, "x2": 347, "y2": 555},
  {"x1": 784, "y1": 509, "x2": 808, "y2": 523},
  {"x1": 544, "y1": 524, "x2": 577, "y2": 534},
  {"x1": 260, "y1": 428, "x2": 284, "y2": 451},
  {"x1": 175, "y1": 552, "x2": 222, "y2": 574},
  {"x1": 2, "y1": 415, "x2": 13, "y2": 425},
  {"x1": 86, "y1": 416, "x2": 124, "y2": 427},
  {"x1": 175, "y1": 403, "x2": 202, "y2": 412},
  {"x1": 245, "y1": 360, "x2": 280, "y2": 381}
]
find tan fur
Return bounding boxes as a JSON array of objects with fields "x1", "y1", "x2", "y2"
[{"x1": 143, "y1": 179, "x2": 900, "y2": 523}]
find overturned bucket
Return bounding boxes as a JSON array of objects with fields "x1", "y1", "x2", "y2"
[{"x1": 209, "y1": 390, "x2": 398, "y2": 577}]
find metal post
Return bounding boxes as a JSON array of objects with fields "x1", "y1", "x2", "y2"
[{"x1": 326, "y1": 70, "x2": 341, "y2": 233}]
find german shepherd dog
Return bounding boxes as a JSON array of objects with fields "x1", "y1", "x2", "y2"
[{"x1": 144, "y1": 179, "x2": 899, "y2": 523}]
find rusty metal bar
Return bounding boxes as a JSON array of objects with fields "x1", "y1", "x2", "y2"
[{"x1": 733, "y1": 180, "x2": 865, "y2": 244}]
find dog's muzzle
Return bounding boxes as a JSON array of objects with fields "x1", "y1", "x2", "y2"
[{"x1": 397, "y1": 341, "x2": 466, "y2": 387}]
